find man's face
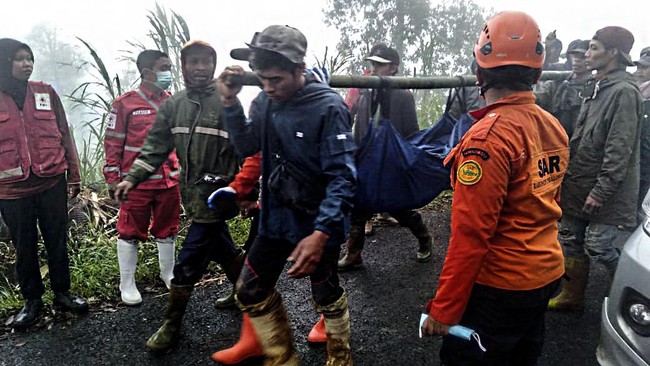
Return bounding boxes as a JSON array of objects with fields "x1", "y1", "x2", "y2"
[
  {"x1": 585, "y1": 40, "x2": 616, "y2": 72},
  {"x1": 143, "y1": 57, "x2": 172, "y2": 83},
  {"x1": 255, "y1": 66, "x2": 303, "y2": 102},
  {"x1": 635, "y1": 65, "x2": 650, "y2": 83},
  {"x1": 569, "y1": 53, "x2": 589, "y2": 75},
  {"x1": 12, "y1": 48, "x2": 33, "y2": 81},
  {"x1": 370, "y1": 61, "x2": 396, "y2": 76},
  {"x1": 183, "y1": 50, "x2": 215, "y2": 86}
]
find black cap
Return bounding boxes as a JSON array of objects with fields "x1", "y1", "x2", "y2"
[
  {"x1": 565, "y1": 39, "x2": 589, "y2": 56},
  {"x1": 365, "y1": 44, "x2": 400, "y2": 66}
]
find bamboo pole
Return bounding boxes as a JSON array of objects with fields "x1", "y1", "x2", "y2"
[{"x1": 238, "y1": 70, "x2": 571, "y2": 89}]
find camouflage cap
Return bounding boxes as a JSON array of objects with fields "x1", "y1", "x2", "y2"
[
  {"x1": 635, "y1": 55, "x2": 650, "y2": 67},
  {"x1": 230, "y1": 25, "x2": 307, "y2": 64}
]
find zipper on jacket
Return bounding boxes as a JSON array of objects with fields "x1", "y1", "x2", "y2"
[
  {"x1": 20, "y1": 111, "x2": 33, "y2": 169},
  {"x1": 185, "y1": 97, "x2": 202, "y2": 184}
]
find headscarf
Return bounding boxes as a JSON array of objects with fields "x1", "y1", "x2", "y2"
[
  {"x1": 180, "y1": 40, "x2": 217, "y2": 95},
  {"x1": 0, "y1": 38, "x2": 33, "y2": 109}
]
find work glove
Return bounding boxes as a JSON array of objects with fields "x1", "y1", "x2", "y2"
[
  {"x1": 309, "y1": 66, "x2": 330, "y2": 84},
  {"x1": 207, "y1": 186, "x2": 237, "y2": 209}
]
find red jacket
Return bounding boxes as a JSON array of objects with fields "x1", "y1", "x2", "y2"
[
  {"x1": 428, "y1": 92, "x2": 567, "y2": 325},
  {"x1": 0, "y1": 81, "x2": 80, "y2": 186},
  {"x1": 103, "y1": 85, "x2": 179, "y2": 190}
]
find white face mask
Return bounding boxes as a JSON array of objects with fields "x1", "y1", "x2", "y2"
[{"x1": 155, "y1": 70, "x2": 173, "y2": 90}]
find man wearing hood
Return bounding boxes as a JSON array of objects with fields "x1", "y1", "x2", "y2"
[
  {"x1": 0, "y1": 38, "x2": 88, "y2": 329},
  {"x1": 114, "y1": 40, "x2": 245, "y2": 352},
  {"x1": 549, "y1": 26, "x2": 644, "y2": 311},
  {"x1": 217, "y1": 25, "x2": 357, "y2": 365}
]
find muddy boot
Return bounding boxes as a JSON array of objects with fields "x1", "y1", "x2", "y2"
[
  {"x1": 316, "y1": 290, "x2": 353, "y2": 366},
  {"x1": 211, "y1": 312, "x2": 264, "y2": 364},
  {"x1": 338, "y1": 226, "x2": 365, "y2": 272},
  {"x1": 242, "y1": 290, "x2": 299, "y2": 366},
  {"x1": 364, "y1": 220, "x2": 374, "y2": 236},
  {"x1": 548, "y1": 256, "x2": 590, "y2": 311},
  {"x1": 215, "y1": 290, "x2": 236, "y2": 309},
  {"x1": 308, "y1": 315, "x2": 327, "y2": 344},
  {"x1": 146, "y1": 284, "x2": 193, "y2": 352},
  {"x1": 215, "y1": 249, "x2": 245, "y2": 309},
  {"x1": 156, "y1": 236, "x2": 176, "y2": 290},
  {"x1": 117, "y1": 239, "x2": 142, "y2": 306},
  {"x1": 408, "y1": 220, "x2": 433, "y2": 262}
]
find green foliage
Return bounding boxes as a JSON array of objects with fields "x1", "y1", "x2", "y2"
[
  {"x1": 122, "y1": 2, "x2": 191, "y2": 93},
  {"x1": 67, "y1": 38, "x2": 124, "y2": 188}
]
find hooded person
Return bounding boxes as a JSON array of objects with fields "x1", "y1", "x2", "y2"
[
  {"x1": 113, "y1": 40, "x2": 247, "y2": 352},
  {"x1": 215, "y1": 25, "x2": 357, "y2": 366},
  {"x1": 0, "y1": 38, "x2": 88, "y2": 329}
]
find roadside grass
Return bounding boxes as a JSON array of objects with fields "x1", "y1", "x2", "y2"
[{"x1": 0, "y1": 215, "x2": 251, "y2": 322}]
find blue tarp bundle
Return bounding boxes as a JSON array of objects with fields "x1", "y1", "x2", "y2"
[{"x1": 354, "y1": 112, "x2": 474, "y2": 213}]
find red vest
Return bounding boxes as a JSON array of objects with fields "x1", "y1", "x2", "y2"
[{"x1": 0, "y1": 82, "x2": 72, "y2": 184}]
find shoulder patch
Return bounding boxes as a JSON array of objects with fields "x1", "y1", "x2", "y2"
[
  {"x1": 471, "y1": 112, "x2": 500, "y2": 141},
  {"x1": 457, "y1": 160, "x2": 482, "y2": 185},
  {"x1": 462, "y1": 148, "x2": 490, "y2": 160}
]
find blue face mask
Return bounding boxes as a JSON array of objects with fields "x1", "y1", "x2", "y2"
[{"x1": 155, "y1": 71, "x2": 173, "y2": 90}]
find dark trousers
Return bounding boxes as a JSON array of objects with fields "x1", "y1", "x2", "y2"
[
  {"x1": 172, "y1": 221, "x2": 240, "y2": 286},
  {"x1": 440, "y1": 279, "x2": 560, "y2": 366},
  {"x1": 237, "y1": 235, "x2": 343, "y2": 307},
  {"x1": 0, "y1": 177, "x2": 70, "y2": 300},
  {"x1": 351, "y1": 208, "x2": 424, "y2": 230}
]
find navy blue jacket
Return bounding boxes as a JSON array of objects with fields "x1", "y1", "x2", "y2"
[{"x1": 224, "y1": 80, "x2": 356, "y2": 246}]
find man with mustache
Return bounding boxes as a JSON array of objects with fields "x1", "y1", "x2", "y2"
[{"x1": 114, "y1": 40, "x2": 245, "y2": 352}]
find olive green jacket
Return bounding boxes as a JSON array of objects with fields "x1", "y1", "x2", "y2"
[
  {"x1": 126, "y1": 86, "x2": 240, "y2": 223},
  {"x1": 561, "y1": 70, "x2": 643, "y2": 226}
]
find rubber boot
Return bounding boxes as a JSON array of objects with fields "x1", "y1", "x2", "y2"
[
  {"x1": 211, "y1": 313, "x2": 264, "y2": 364},
  {"x1": 316, "y1": 290, "x2": 353, "y2": 366},
  {"x1": 337, "y1": 226, "x2": 365, "y2": 272},
  {"x1": 548, "y1": 255, "x2": 590, "y2": 311},
  {"x1": 146, "y1": 284, "x2": 193, "y2": 352},
  {"x1": 117, "y1": 239, "x2": 142, "y2": 305},
  {"x1": 242, "y1": 290, "x2": 299, "y2": 366},
  {"x1": 156, "y1": 236, "x2": 176, "y2": 290},
  {"x1": 409, "y1": 220, "x2": 433, "y2": 262},
  {"x1": 308, "y1": 315, "x2": 327, "y2": 343},
  {"x1": 215, "y1": 249, "x2": 245, "y2": 309}
]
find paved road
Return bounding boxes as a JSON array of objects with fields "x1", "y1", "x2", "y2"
[{"x1": 0, "y1": 206, "x2": 615, "y2": 365}]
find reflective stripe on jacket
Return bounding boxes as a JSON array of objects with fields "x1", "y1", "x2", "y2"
[{"x1": 103, "y1": 85, "x2": 179, "y2": 190}]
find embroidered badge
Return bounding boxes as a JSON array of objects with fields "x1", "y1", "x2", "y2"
[
  {"x1": 132, "y1": 109, "x2": 152, "y2": 115},
  {"x1": 457, "y1": 160, "x2": 482, "y2": 185},
  {"x1": 107, "y1": 113, "x2": 117, "y2": 129},
  {"x1": 462, "y1": 148, "x2": 490, "y2": 160},
  {"x1": 34, "y1": 93, "x2": 51, "y2": 111}
]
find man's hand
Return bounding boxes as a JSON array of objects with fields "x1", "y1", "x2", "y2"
[
  {"x1": 239, "y1": 200, "x2": 259, "y2": 218},
  {"x1": 114, "y1": 181, "x2": 135, "y2": 202},
  {"x1": 583, "y1": 194, "x2": 603, "y2": 215},
  {"x1": 68, "y1": 183, "x2": 81, "y2": 199},
  {"x1": 420, "y1": 315, "x2": 451, "y2": 337},
  {"x1": 106, "y1": 182, "x2": 118, "y2": 200},
  {"x1": 287, "y1": 230, "x2": 329, "y2": 279},
  {"x1": 217, "y1": 66, "x2": 245, "y2": 107}
]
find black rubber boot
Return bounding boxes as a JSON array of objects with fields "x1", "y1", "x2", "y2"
[
  {"x1": 146, "y1": 284, "x2": 193, "y2": 352},
  {"x1": 215, "y1": 250, "x2": 245, "y2": 309},
  {"x1": 12, "y1": 299, "x2": 44, "y2": 329},
  {"x1": 53, "y1": 292, "x2": 89, "y2": 313}
]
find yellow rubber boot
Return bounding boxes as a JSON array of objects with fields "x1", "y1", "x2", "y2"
[
  {"x1": 243, "y1": 291, "x2": 299, "y2": 366},
  {"x1": 548, "y1": 256, "x2": 590, "y2": 311},
  {"x1": 317, "y1": 290, "x2": 353, "y2": 366}
]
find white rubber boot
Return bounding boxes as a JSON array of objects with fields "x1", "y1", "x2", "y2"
[
  {"x1": 117, "y1": 239, "x2": 142, "y2": 305},
  {"x1": 156, "y1": 236, "x2": 176, "y2": 290}
]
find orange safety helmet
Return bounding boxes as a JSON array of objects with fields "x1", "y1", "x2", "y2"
[{"x1": 474, "y1": 11, "x2": 545, "y2": 69}]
